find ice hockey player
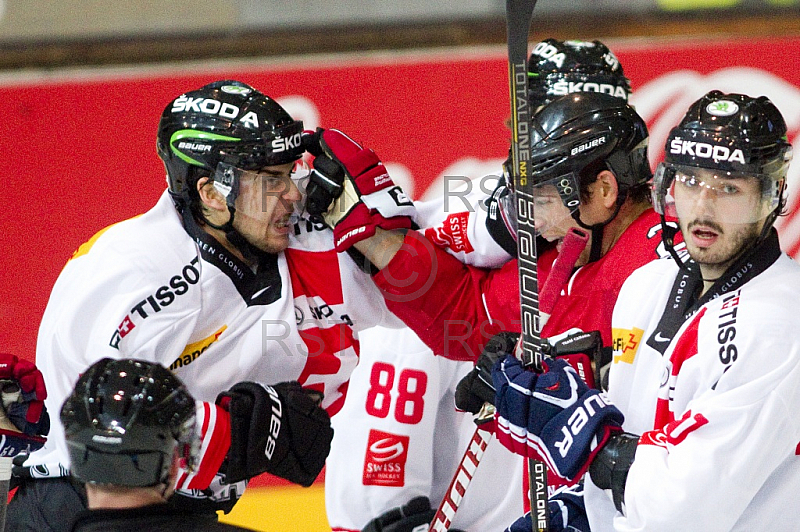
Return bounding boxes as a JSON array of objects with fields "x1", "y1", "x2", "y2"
[
  {"x1": 62, "y1": 358, "x2": 260, "y2": 531},
  {"x1": 489, "y1": 91, "x2": 800, "y2": 531},
  {"x1": 9, "y1": 79, "x2": 409, "y2": 531},
  {"x1": 323, "y1": 38, "x2": 639, "y2": 532}
]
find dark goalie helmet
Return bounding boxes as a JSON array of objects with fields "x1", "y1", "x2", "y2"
[
  {"x1": 500, "y1": 92, "x2": 650, "y2": 238},
  {"x1": 61, "y1": 358, "x2": 198, "y2": 487},
  {"x1": 528, "y1": 39, "x2": 632, "y2": 108},
  {"x1": 653, "y1": 91, "x2": 792, "y2": 226},
  {"x1": 157, "y1": 80, "x2": 304, "y2": 213}
]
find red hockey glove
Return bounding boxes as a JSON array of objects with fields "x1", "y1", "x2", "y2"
[
  {"x1": 304, "y1": 128, "x2": 415, "y2": 251},
  {"x1": 0, "y1": 353, "x2": 49, "y2": 457}
]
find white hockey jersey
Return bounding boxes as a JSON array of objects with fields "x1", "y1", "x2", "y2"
[
  {"x1": 325, "y1": 326, "x2": 525, "y2": 532},
  {"x1": 31, "y1": 191, "x2": 400, "y2": 478},
  {"x1": 585, "y1": 240, "x2": 800, "y2": 531}
]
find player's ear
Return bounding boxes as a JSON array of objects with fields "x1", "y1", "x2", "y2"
[
  {"x1": 197, "y1": 177, "x2": 228, "y2": 212},
  {"x1": 595, "y1": 170, "x2": 619, "y2": 210}
]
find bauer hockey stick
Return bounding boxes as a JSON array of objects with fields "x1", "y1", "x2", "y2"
[
  {"x1": 505, "y1": 0, "x2": 550, "y2": 530},
  {"x1": 427, "y1": 231, "x2": 588, "y2": 532}
]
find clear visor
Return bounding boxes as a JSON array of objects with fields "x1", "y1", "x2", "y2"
[
  {"x1": 501, "y1": 164, "x2": 581, "y2": 241},
  {"x1": 653, "y1": 162, "x2": 782, "y2": 225},
  {"x1": 214, "y1": 160, "x2": 307, "y2": 215}
]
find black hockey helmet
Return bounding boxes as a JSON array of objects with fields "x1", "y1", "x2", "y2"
[
  {"x1": 61, "y1": 358, "x2": 197, "y2": 487},
  {"x1": 525, "y1": 91, "x2": 649, "y2": 208},
  {"x1": 528, "y1": 39, "x2": 632, "y2": 107},
  {"x1": 157, "y1": 80, "x2": 304, "y2": 210},
  {"x1": 500, "y1": 92, "x2": 649, "y2": 258},
  {"x1": 653, "y1": 90, "x2": 792, "y2": 226}
]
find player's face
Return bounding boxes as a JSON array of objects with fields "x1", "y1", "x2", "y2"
[
  {"x1": 233, "y1": 162, "x2": 302, "y2": 253},
  {"x1": 532, "y1": 184, "x2": 579, "y2": 241},
  {"x1": 673, "y1": 169, "x2": 766, "y2": 279}
]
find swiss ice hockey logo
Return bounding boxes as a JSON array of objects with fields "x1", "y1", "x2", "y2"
[
  {"x1": 424, "y1": 211, "x2": 474, "y2": 254},
  {"x1": 362, "y1": 429, "x2": 409, "y2": 487}
]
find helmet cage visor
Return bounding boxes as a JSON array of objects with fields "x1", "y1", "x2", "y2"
[
  {"x1": 653, "y1": 162, "x2": 783, "y2": 225},
  {"x1": 501, "y1": 162, "x2": 581, "y2": 239}
]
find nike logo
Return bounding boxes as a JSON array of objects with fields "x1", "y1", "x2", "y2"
[
  {"x1": 654, "y1": 332, "x2": 670, "y2": 343},
  {"x1": 251, "y1": 285, "x2": 274, "y2": 300}
]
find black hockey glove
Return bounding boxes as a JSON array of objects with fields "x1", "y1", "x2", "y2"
[
  {"x1": 454, "y1": 331, "x2": 519, "y2": 415},
  {"x1": 361, "y1": 496, "x2": 464, "y2": 532},
  {"x1": 216, "y1": 381, "x2": 333, "y2": 487},
  {"x1": 542, "y1": 329, "x2": 611, "y2": 390}
]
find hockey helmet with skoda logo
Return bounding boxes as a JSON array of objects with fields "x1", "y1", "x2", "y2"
[
  {"x1": 500, "y1": 91, "x2": 650, "y2": 240},
  {"x1": 157, "y1": 80, "x2": 304, "y2": 215},
  {"x1": 61, "y1": 358, "x2": 198, "y2": 487},
  {"x1": 653, "y1": 90, "x2": 792, "y2": 227},
  {"x1": 527, "y1": 39, "x2": 632, "y2": 108}
]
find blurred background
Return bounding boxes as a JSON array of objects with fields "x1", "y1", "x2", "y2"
[
  {"x1": 3, "y1": 1, "x2": 800, "y2": 530},
  {"x1": 1, "y1": 0, "x2": 799, "y2": 69}
]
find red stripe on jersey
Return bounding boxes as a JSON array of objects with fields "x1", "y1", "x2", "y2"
[
  {"x1": 653, "y1": 308, "x2": 706, "y2": 430},
  {"x1": 298, "y1": 324, "x2": 358, "y2": 416},
  {"x1": 641, "y1": 410, "x2": 708, "y2": 450},
  {"x1": 299, "y1": 323, "x2": 358, "y2": 359},
  {"x1": 185, "y1": 402, "x2": 231, "y2": 490},
  {"x1": 286, "y1": 248, "x2": 344, "y2": 304}
]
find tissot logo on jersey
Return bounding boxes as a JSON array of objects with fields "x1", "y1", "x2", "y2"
[
  {"x1": 363, "y1": 429, "x2": 410, "y2": 487},
  {"x1": 669, "y1": 137, "x2": 746, "y2": 164},
  {"x1": 109, "y1": 257, "x2": 200, "y2": 348},
  {"x1": 717, "y1": 291, "x2": 741, "y2": 366}
]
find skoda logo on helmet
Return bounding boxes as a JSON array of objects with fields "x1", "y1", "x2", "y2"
[
  {"x1": 221, "y1": 85, "x2": 252, "y2": 96},
  {"x1": 706, "y1": 100, "x2": 739, "y2": 117}
]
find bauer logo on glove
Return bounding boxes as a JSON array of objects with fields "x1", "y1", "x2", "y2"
[{"x1": 492, "y1": 355, "x2": 623, "y2": 482}]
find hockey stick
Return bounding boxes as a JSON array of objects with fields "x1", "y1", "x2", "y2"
[
  {"x1": 427, "y1": 404, "x2": 494, "y2": 532},
  {"x1": 504, "y1": 0, "x2": 549, "y2": 530},
  {"x1": 0, "y1": 457, "x2": 10, "y2": 529},
  {"x1": 427, "y1": 231, "x2": 587, "y2": 532}
]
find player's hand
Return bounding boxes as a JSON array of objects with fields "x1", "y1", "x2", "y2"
[
  {"x1": 361, "y1": 496, "x2": 465, "y2": 532},
  {"x1": 493, "y1": 355, "x2": 623, "y2": 482},
  {"x1": 544, "y1": 329, "x2": 610, "y2": 390},
  {"x1": 303, "y1": 128, "x2": 415, "y2": 252},
  {"x1": 504, "y1": 483, "x2": 590, "y2": 532},
  {"x1": 0, "y1": 353, "x2": 49, "y2": 457},
  {"x1": 454, "y1": 331, "x2": 520, "y2": 416},
  {"x1": 216, "y1": 381, "x2": 333, "y2": 487}
]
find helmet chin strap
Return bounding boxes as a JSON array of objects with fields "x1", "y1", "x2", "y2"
[
  {"x1": 202, "y1": 207, "x2": 263, "y2": 266},
  {"x1": 572, "y1": 193, "x2": 625, "y2": 264}
]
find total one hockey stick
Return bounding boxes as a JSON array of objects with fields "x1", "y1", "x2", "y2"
[
  {"x1": 505, "y1": 0, "x2": 550, "y2": 530},
  {"x1": 427, "y1": 230, "x2": 588, "y2": 532}
]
